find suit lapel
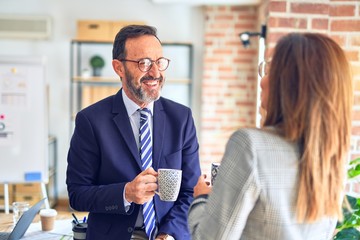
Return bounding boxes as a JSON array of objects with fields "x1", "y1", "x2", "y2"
[
  {"x1": 153, "y1": 99, "x2": 165, "y2": 170},
  {"x1": 112, "y1": 89, "x2": 142, "y2": 170}
]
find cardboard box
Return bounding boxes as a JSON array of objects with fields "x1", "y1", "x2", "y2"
[
  {"x1": 76, "y1": 20, "x2": 146, "y2": 42},
  {"x1": 14, "y1": 193, "x2": 42, "y2": 206},
  {"x1": 77, "y1": 20, "x2": 111, "y2": 42},
  {"x1": 110, "y1": 21, "x2": 145, "y2": 41},
  {"x1": 15, "y1": 183, "x2": 42, "y2": 194}
]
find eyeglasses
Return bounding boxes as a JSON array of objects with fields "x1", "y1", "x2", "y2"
[
  {"x1": 258, "y1": 61, "x2": 270, "y2": 78},
  {"x1": 119, "y1": 57, "x2": 170, "y2": 72}
]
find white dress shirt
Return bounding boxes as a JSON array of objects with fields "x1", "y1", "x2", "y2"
[{"x1": 122, "y1": 90, "x2": 154, "y2": 228}]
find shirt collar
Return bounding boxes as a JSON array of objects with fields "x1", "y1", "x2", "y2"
[{"x1": 122, "y1": 90, "x2": 154, "y2": 117}]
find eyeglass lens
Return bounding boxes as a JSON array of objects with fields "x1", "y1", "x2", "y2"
[{"x1": 138, "y1": 58, "x2": 169, "y2": 72}]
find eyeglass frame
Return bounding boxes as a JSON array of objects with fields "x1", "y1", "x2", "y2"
[
  {"x1": 118, "y1": 57, "x2": 170, "y2": 72},
  {"x1": 258, "y1": 60, "x2": 270, "y2": 78}
]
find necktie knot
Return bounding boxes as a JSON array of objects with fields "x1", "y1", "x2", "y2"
[{"x1": 140, "y1": 108, "x2": 151, "y2": 128}]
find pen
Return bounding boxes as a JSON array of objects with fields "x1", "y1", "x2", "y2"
[
  {"x1": 83, "y1": 216, "x2": 87, "y2": 223},
  {"x1": 72, "y1": 213, "x2": 79, "y2": 224}
]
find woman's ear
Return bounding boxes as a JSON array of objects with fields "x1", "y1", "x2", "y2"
[{"x1": 112, "y1": 59, "x2": 124, "y2": 78}]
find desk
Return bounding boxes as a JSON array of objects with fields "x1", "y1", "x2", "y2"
[{"x1": 0, "y1": 211, "x2": 86, "y2": 239}]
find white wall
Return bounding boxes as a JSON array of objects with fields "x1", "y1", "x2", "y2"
[{"x1": 0, "y1": 0, "x2": 204, "y2": 198}]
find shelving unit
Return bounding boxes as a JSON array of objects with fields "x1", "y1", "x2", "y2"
[{"x1": 70, "y1": 40, "x2": 193, "y2": 127}]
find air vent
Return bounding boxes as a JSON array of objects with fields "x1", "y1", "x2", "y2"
[{"x1": 0, "y1": 15, "x2": 51, "y2": 39}]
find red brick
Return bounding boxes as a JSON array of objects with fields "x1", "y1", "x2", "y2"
[
  {"x1": 238, "y1": 15, "x2": 257, "y2": 21},
  {"x1": 237, "y1": 49, "x2": 257, "y2": 55},
  {"x1": 234, "y1": 23, "x2": 256, "y2": 29},
  {"x1": 354, "y1": 80, "x2": 360, "y2": 91},
  {"x1": 205, "y1": 32, "x2": 226, "y2": 38},
  {"x1": 215, "y1": 15, "x2": 235, "y2": 21},
  {"x1": 291, "y1": 3, "x2": 329, "y2": 15},
  {"x1": 352, "y1": 126, "x2": 360, "y2": 135},
  {"x1": 353, "y1": 109, "x2": 360, "y2": 122},
  {"x1": 210, "y1": 22, "x2": 233, "y2": 29},
  {"x1": 345, "y1": 50, "x2": 359, "y2": 61},
  {"x1": 354, "y1": 94, "x2": 360, "y2": 105},
  {"x1": 267, "y1": 32, "x2": 289, "y2": 45},
  {"x1": 312, "y1": 18, "x2": 329, "y2": 30},
  {"x1": 269, "y1": 1, "x2": 287, "y2": 12},
  {"x1": 351, "y1": 36, "x2": 360, "y2": 47},
  {"x1": 269, "y1": 17, "x2": 307, "y2": 29},
  {"x1": 331, "y1": 20, "x2": 360, "y2": 31},
  {"x1": 330, "y1": 4, "x2": 356, "y2": 16},
  {"x1": 213, "y1": 49, "x2": 234, "y2": 55},
  {"x1": 234, "y1": 58, "x2": 255, "y2": 64},
  {"x1": 352, "y1": 65, "x2": 360, "y2": 77},
  {"x1": 225, "y1": 40, "x2": 243, "y2": 47},
  {"x1": 329, "y1": 34, "x2": 346, "y2": 46},
  {"x1": 352, "y1": 183, "x2": 360, "y2": 193},
  {"x1": 218, "y1": 6, "x2": 227, "y2": 12}
]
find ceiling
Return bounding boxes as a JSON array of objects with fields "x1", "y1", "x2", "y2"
[{"x1": 151, "y1": 0, "x2": 260, "y2": 6}]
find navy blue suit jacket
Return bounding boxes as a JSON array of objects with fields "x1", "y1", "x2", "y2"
[{"x1": 66, "y1": 89, "x2": 201, "y2": 240}]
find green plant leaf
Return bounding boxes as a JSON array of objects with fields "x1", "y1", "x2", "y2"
[
  {"x1": 348, "y1": 158, "x2": 360, "y2": 179},
  {"x1": 349, "y1": 158, "x2": 360, "y2": 166},
  {"x1": 334, "y1": 227, "x2": 360, "y2": 239}
]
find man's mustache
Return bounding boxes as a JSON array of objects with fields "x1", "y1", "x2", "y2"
[{"x1": 141, "y1": 76, "x2": 164, "y2": 82}]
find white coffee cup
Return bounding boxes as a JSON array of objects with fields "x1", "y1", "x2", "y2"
[
  {"x1": 156, "y1": 168, "x2": 182, "y2": 201},
  {"x1": 39, "y1": 208, "x2": 57, "y2": 231}
]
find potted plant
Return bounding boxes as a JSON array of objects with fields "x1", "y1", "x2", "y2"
[
  {"x1": 334, "y1": 157, "x2": 360, "y2": 239},
  {"x1": 89, "y1": 55, "x2": 105, "y2": 77}
]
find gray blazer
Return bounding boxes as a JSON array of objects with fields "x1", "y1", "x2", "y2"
[{"x1": 188, "y1": 127, "x2": 337, "y2": 240}]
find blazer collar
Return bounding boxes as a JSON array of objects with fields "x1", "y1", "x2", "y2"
[{"x1": 112, "y1": 89, "x2": 141, "y2": 168}]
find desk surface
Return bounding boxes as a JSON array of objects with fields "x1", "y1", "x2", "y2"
[{"x1": 0, "y1": 211, "x2": 87, "y2": 239}]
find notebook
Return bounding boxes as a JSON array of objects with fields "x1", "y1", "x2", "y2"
[{"x1": 0, "y1": 198, "x2": 46, "y2": 240}]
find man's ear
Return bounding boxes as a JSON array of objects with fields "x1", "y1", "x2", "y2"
[{"x1": 112, "y1": 59, "x2": 124, "y2": 78}]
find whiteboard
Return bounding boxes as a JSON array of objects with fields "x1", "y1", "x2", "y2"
[{"x1": 0, "y1": 56, "x2": 48, "y2": 183}]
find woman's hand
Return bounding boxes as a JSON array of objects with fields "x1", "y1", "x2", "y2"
[{"x1": 193, "y1": 174, "x2": 212, "y2": 197}]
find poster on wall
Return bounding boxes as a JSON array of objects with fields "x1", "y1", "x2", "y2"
[{"x1": 0, "y1": 56, "x2": 48, "y2": 183}]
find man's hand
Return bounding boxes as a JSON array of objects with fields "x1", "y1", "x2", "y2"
[
  {"x1": 193, "y1": 174, "x2": 212, "y2": 197},
  {"x1": 125, "y1": 167, "x2": 158, "y2": 204}
]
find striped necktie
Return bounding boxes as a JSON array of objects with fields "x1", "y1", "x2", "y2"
[{"x1": 139, "y1": 108, "x2": 156, "y2": 239}]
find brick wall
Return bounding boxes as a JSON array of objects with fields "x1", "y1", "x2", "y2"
[
  {"x1": 200, "y1": 6, "x2": 259, "y2": 176},
  {"x1": 200, "y1": 1, "x2": 360, "y2": 180}
]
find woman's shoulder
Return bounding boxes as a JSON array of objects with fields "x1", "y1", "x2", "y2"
[
  {"x1": 231, "y1": 126, "x2": 280, "y2": 141},
  {"x1": 230, "y1": 127, "x2": 296, "y2": 151}
]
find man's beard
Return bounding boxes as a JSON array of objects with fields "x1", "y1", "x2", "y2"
[{"x1": 124, "y1": 68, "x2": 164, "y2": 103}]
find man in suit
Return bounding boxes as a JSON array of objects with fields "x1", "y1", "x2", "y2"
[{"x1": 66, "y1": 25, "x2": 201, "y2": 240}]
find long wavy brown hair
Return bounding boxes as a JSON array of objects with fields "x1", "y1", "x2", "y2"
[{"x1": 264, "y1": 33, "x2": 353, "y2": 222}]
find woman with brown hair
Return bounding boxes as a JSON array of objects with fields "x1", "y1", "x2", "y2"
[{"x1": 188, "y1": 32, "x2": 353, "y2": 239}]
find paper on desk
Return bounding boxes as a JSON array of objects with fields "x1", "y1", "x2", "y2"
[{"x1": 22, "y1": 219, "x2": 73, "y2": 240}]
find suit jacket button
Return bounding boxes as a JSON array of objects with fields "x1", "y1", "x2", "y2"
[{"x1": 128, "y1": 227, "x2": 133, "y2": 233}]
